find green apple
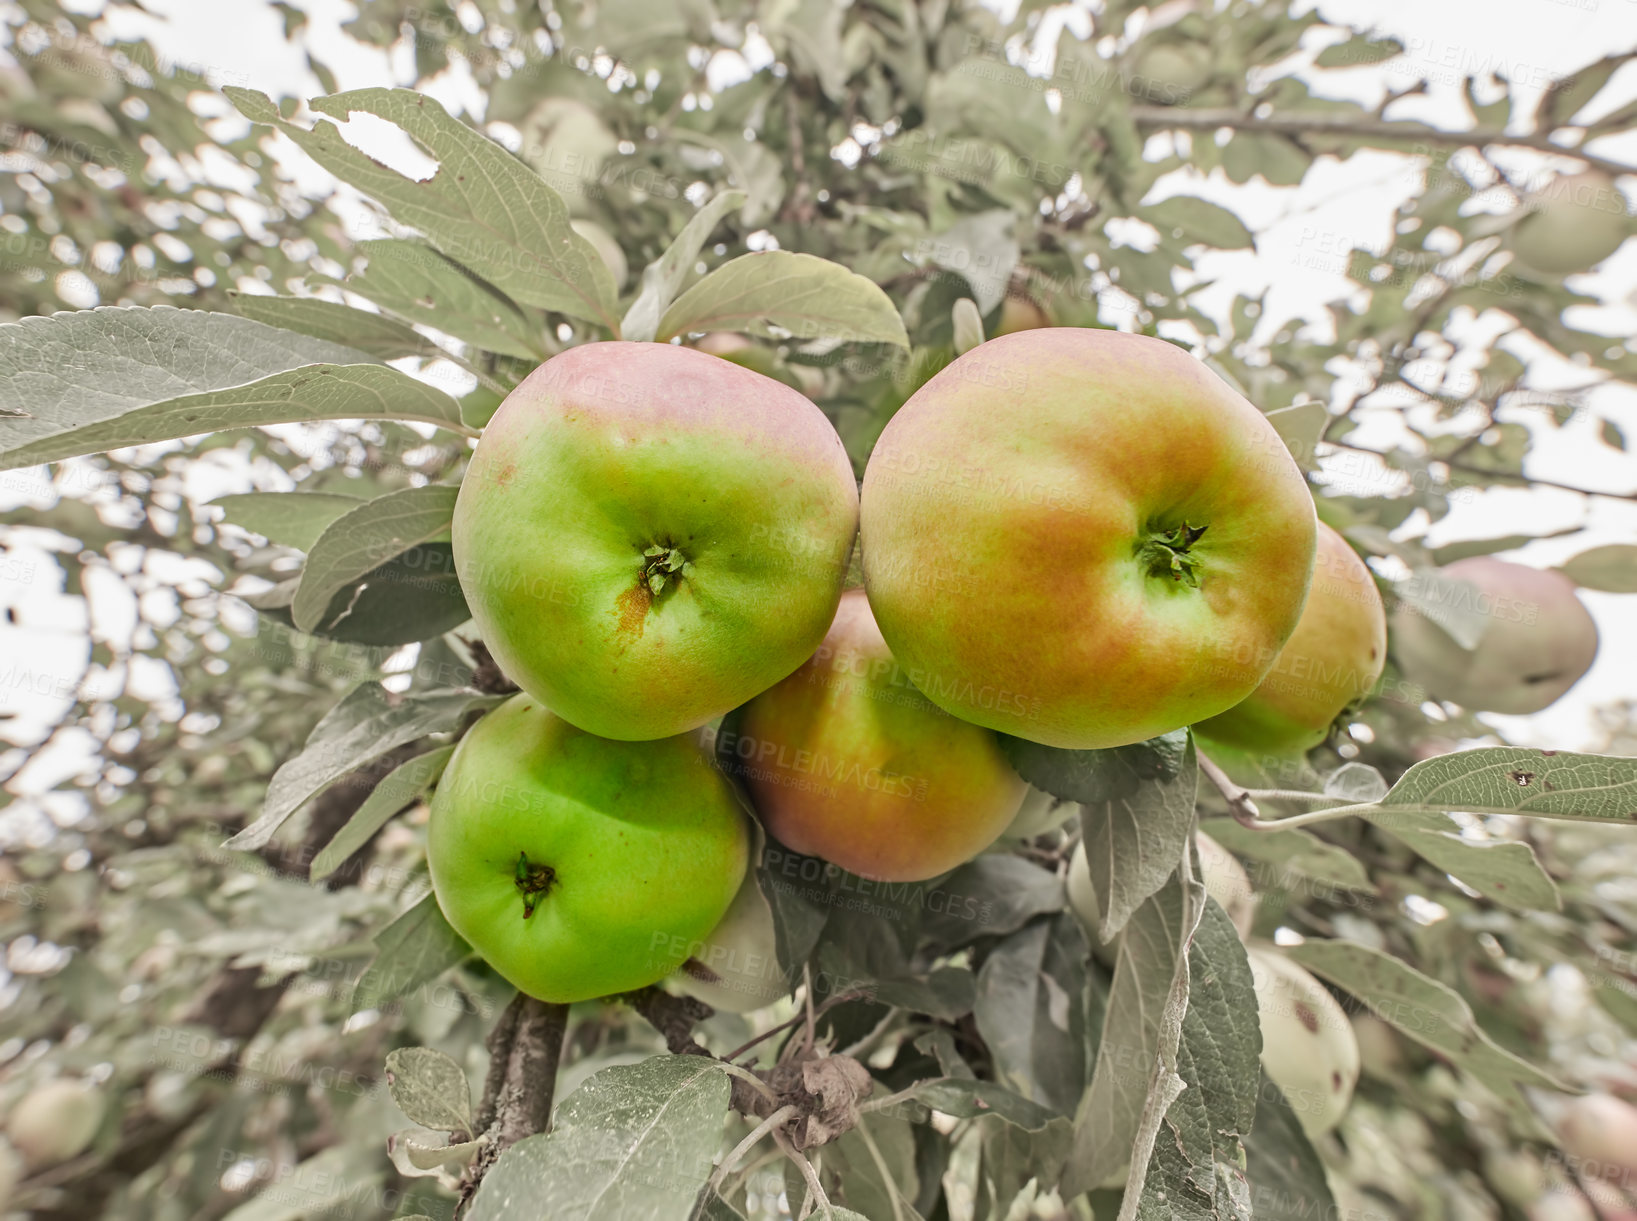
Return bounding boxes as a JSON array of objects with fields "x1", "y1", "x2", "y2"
[
  {"x1": 733, "y1": 589, "x2": 1027, "y2": 881},
  {"x1": 454, "y1": 341, "x2": 859, "y2": 741},
  {"x1": 1248, "y1": 946, "x2": 1359, "y2": 1137},
  {"x1": 861, "y1": 328, "x2": 1316, "y2": 749},
  {"x1": 427, "y1": 693, "x2": 750, "y2": 1003},
  {"x1": 5, "y1": 1079, "x2": 104, "y2": 1169},
  {"x1": 1391, "y1": 557, "x2": 1598, "y2": 714},
  {"x1": 1129, "y1": 42, "x2": 1212, "y2": 104},
  {"x1": 1509, "y1": 170, "x2": 1630, "y2": 276},
  {"x1": 668, "y1": 869, "x2": 790, "y2": 1013},
  {"x1": 1003, "y1": 786, "x2": 1078, "y2": 839},
  {"x1": 1195, "y1": 522, "x2": 1386, "y2": 754}
]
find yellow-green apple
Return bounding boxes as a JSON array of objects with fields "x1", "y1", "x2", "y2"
[
  {"x1": 861, "y1": 328, "x2": 1316, "y2": 749},
  {"x1": 1509, "y1": 171, "x2": 1631, "y2": 275},
  {"x1": 5, "y1": 1079, "x2": 104, "y2": 1169},
  {"x1": 1003, "y1": 786, "x2": 1078, "y2": 839},
  {"x1": 454, "y1": 341, "x2": 859, "y2": 740},
  {"x1": 731, "y1": 588, "x2": 1027, "y2": 882},
  {"x1": 1556, "y1": 1093, "x2": 1637, "y2": 1177},
  {"x1": 994, "y1": 294, "x2": 1049, "y2": 335},
  {"x1": 667, "y1": 870, "x2": 790, "y2": 1013},
  {"x1": 427, "y1": 693, "x2": 749, "y2": 1003},
  {"x1": 1247, "y1": 946, "x2": 1359, "y2": 1137},
  {"x1": 1390, "y1": 557, "x2": 1598, "y2": 714},
  {"x1": 1068, "y1": 832, "x2": 1254, "y2": 947},
  {"x1": 1129, "y1": 41, "x2": 1212, "y2": 104},
  {"x1": 1195, "y1": 522, "x2": 1386, "y2": 753}
]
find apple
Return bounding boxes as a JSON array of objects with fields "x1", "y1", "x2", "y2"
[
  {"x1": 1067, "y1": 831, "x2": 1253, "y2": 948},
  {"x1": 454, "y1": 341, "x2": 859, "y2": 741},
  {"x1": 861, "y1": 328, "x2": 1316, "y2": 750},
  {"x1": 1128, "y1": 42, "x2": 1212, "y2": 105},
  {"x1": 994, "y1": 294, "x2": 1049, "y2": 335},
  {"x1": 1003, "y1": 786, "x2": 1078, "y2": 840},
  {"x1": 1484, "y1": 1149, "x2": 1546, "y2": 1211},
  {"x1": 1195, "y1": 522, "x2": 1386, "y2": 753},
  {"x1": 1247, "y1": 946, "x2": 1359, "y2": 1138},
  {"x1": 1556, "y1": 1093, "x2": 1637, "y2": 1177},
  {"x1": 1351, "y1": 1012, "x2": 1404, "y2": 1079},
  {"x1": 733, "y1": 589, "x2": 1027, "y2": 881},
  {"x1": 5, "y1": 1079, "x2": 104, "y2": 1169},
  {"x1": 1529, "y1": 1191, "x2": 1598, "y2": 1221},
  {"x1": 1390, "y1": 557, "x2": 1598, "y2": 714},
  {"x1": 1508, "y1": 170, "x2": 1630, "y2": 276},
  {"x1": 668, "y1": 870, "x2": 790, "y2": 1013},
  {"x1": 426, "y1": 693, "x2": 750, "y2": 1003}
]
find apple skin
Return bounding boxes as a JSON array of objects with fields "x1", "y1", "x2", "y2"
[
  {"x1": 861, "y1": 328, "x2": 1316, "y2": 749},
  {"x1": 1390, "y1": 557, "x2": 1598, "y2": 715},
  {"x1": 427, "y1": 693, "x2": 750, "y2": 1004},
  {"x1": 454, "y1": 341, "x2": 859, "y2": 741},
  {"x1": 1068, "y1": 832, "x2": 1253, "y2": 948},
  {"x1": 1509, "y1": 171, "x2": 1630, "y2": 276},
  {"x1": 668, "y1": 871, "x2": 790, "y2": 1013},
  {"x1": 1129, "y1": 42, "x2": 1212, "y2": 104},
  {"x1": 1195, "y1": 522, "x2": 1386, "y2": 753},
  {"x1": 5, "y1": 1079, "x2": 104, "y2": 1169},
  {"x1": 994, "y1": 295, "x2": 1049, "y2": 335},
  {"x1": 732, "y1": 588, "x2": 1027, "y2": 882},
  {"x1": 1247, "y1": 946, "x2": 1359, "y2": 1138},
  {"x1": 1556, "y1": 1093, "x2": 1637, "y2": 1177}
]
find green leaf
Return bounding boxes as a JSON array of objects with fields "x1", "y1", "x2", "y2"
[
  {"x1": 920, "y1": 854, "x2": 1064, "y2": 950},
  {"x1": 1135, "y1": 901, "x2": 1261, "y2": 1221},
  {"x1": 656, "y1": 251, "x2": 909, "y2": 347},
  {"x1": 213, "y1": 491, "x2": 364, "y2": 551},
  {"x1": 310, "y1": 745, "x2": 453, "y2": 881},
  {"x1": 467, "y1": 1056, "x2": 732, "y2": 1221},
  {"x1": 354, "y1": 892, "x2": 472, "y2": 1014},
  {"x1": 1222, "y1": 132, "x2": 1308, "y2": 186},
  {"x1": 1284, "y1": 940, "x2": 1565, "y2": 1090},
  {"x1": 1063, "y1": 871, "x2": 1201, "y2": 1199},
  {"x1": 887, "y1": 1077, "x2": 1060, "y2": 1130},
  {"x1": 1003, "y1": 731, "x2": 1190, "y2": 805},
  {"x1": 340, "y1": 239, "x2": 546, "y2": 360},
  {"x1": 1366, "y1": 809, "x2": 1561, "y2": 912},
  {"x1": 228, "y1": 684, "x2": 500, "y2": 851},
  {"x1": 1392, "y1": 568, "x2": 1490, "y2": 649},
  {"x1": 974, "y1": 913, "x2": 1088, "y2": 1117},
  {"x1": 1559, "y1": 544, "x2": 1637, "y2": 592},
  {"x1": 1242, "y1": 1070, "x2": 1335, "y2": 1221},
  {"x1": 1313, "y1": 34, "x2": 1404, "y2": 68},
  {"x1": 922, "y1": 210, "x2": 1019, "y2": 313},
  {"x1": 1198, "y1": 818, "x2": 1373, "y2": 892},
  {"x1": 621, "y1": 189, "x2": 747, "y2": 343},
  {"x1": 1427, "y1": 529, "x2": 1577, "y2": 566},
  {"x1": 1078, "y1": 736, "x2": 1199, "y2": 938},
  {"x1": 226, "y1": 87, "x2": 620, "y2": 330},
  {"x1": 1364, "y1": 747, "x2": 1637, "y2": 825},
  {"x1": 385, "y1": 1046, "x2": 474, "y2": 1137},
  {"x1": 1263, "y1": 402, "x2": 1327, "y2": 467},
  {"x1": 0, "y1": 306, "x2": 474, "y2": 469},
  {"x1": 220, "y1": 1146, "x2": 385, "y2": 1221},
  {"x1": 228, "y1": 293, "x2": 434, "y2": 359},
  {"x1": 250, "y1": 542, "x2": 471, "y2": 647},
  {"x1": 292, "y1": 484, "x2": 461, "y2": 633},
  {"x1": 1539, "y1": 53, "x2": 1625, "y2": 129},
  {"x1": 1145, "y1": 196, "x2": 1255, "y2": 250}
]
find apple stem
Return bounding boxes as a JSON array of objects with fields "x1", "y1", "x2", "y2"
[
  {"x1": 1136, "y1": 522, "x2": 1207, "y2": 587},
  {"x1": 514, "y1": 852, "x2": 557, "y2": 919},
  {"x1": 641, "y1": 544, "x2": 690, "y2": 596}
]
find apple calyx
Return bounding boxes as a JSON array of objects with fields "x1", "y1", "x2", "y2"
[
  {"x1": 1138, "y1": 522, "x2": 1208, "y2": 587},
  {"x1": 641, "y1": 544, "x2": 691, "y2": 596},
  {"x1": 514, "y1": 852, "x2": 557, "y2": 919}
]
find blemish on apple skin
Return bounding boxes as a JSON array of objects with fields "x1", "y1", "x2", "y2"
[
  {"x1": 615, "y1": 584, "x2": 651, "y2": 638},
  {"x1": 1294, "y1": 1002, "x2": 1319, "y2": 1033},
  {"x1": 495, "y1": 462, "x2": 517, "y2": 487}
]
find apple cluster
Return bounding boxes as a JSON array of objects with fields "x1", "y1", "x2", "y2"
[{"x1": 427, "y1": 326, "x2": 1598, "y2": 1012}]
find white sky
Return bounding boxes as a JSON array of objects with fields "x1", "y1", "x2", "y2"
[{"x1": 1, "y1": 0, "x2": 1634, "y2": 812}]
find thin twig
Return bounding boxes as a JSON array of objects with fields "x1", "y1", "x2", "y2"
[
  {"x1": 775, "y1": 1129, "x2": 833, "y2": 1218},
  {"x1": 705, "y1": 1105, "x2": 799, "y2": 1198},
  {"x1": 1195, "y1": 750, "x2": 1265, "y2": 829}
]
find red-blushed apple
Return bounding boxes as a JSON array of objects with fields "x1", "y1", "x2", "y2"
[
  {"x1": 1390, "y1": 557, "x2": 1598, "y2": 715},
  {"x1": 1195, "y1": 522, "x2": 1386, "y2": 754},
  {"x1": 731, "y1": 588, "x2": 1027, "y2": 882},
  {"x1": 454, "y1": 341, "x2": 859, "y2": 741},
  {"x1": 861, "y1": 328, "x2": 1316, "y2": 749}
]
